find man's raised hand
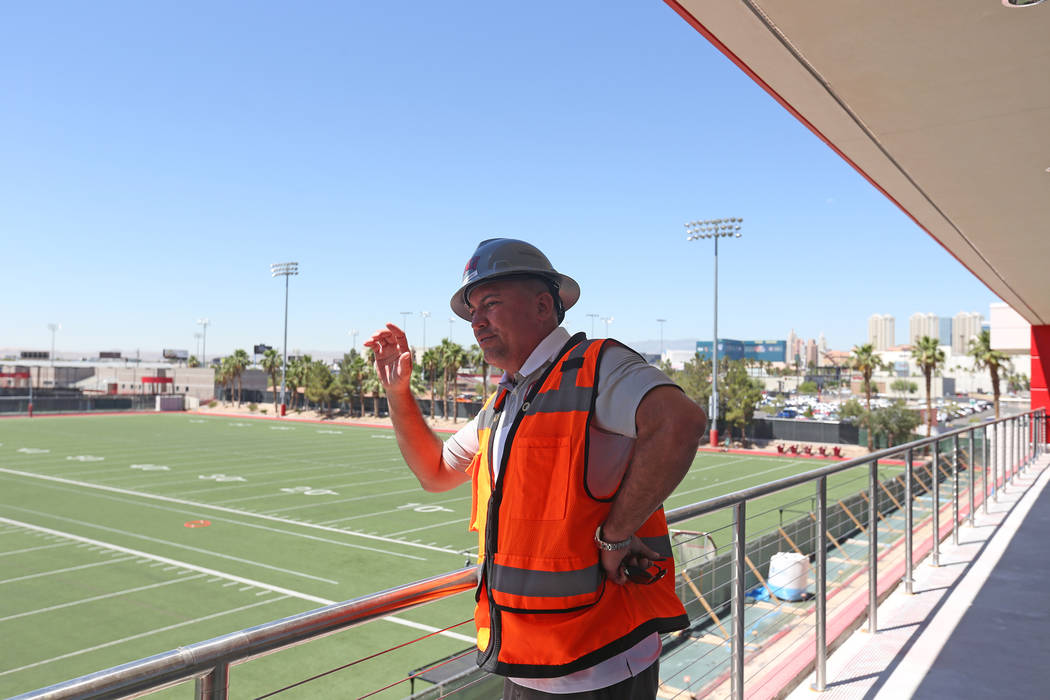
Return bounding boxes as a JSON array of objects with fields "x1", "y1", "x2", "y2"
[{"x1": 364, "y1": 323, "x2": 413, "y2": 392}]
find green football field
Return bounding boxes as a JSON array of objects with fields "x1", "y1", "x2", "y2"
[{"x1": 0, "y1": 413, "x2": 890, "y2": 699}]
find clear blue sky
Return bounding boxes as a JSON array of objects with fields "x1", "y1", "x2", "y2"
[{"x1": 1, "y1": 1, "x2": 998, "y2": 360}]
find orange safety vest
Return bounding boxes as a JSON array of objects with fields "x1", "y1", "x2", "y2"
[{"x1": 466, "y1": 333, "x2": 689, "y2": 678}]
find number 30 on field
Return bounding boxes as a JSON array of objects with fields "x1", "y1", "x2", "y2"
[{"x1": 398, "y1": 503, "x2": 453, "y2": 513}]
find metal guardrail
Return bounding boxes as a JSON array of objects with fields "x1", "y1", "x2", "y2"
[{"x1": 10, "y1": 409, "x2": 1046, "y2": 700}]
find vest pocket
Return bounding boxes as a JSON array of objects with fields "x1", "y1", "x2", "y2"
[
  {"x1": 489, "y1": 551, "x2": 603, "y2": 612},
  {"x1": 503, "y1": 436, "x2": 570, "y2": 521}
]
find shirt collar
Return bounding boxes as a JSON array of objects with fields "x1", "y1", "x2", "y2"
[{"x1": 497, "y1": 326, "x2": 571, "y2": 390}]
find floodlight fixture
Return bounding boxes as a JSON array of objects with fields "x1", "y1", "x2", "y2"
[
  {"x1": 684, "y1": 217, "x2": 744, "y2": 447},
  {"x1": 270, "y1": 261, "x2": 299, "y2": 415}
]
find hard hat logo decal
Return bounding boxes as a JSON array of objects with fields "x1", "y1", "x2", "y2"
[{"x1": 463, "y1": 255, "x2": 480, "y2": 281}]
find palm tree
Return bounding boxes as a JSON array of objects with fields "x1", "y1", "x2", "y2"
[
  {"x1": 911, "y1": 336, "x2": 945, "y2": 437},
  {"x1": 228, "y1": 348, "x2": 249, "y2": 406},
  {"x1": 218, "y1": 356, "x2": 236, "y2": 405},
  {"x1": 187, "y1": 355, "x2": 201, "y2": 368},
  {"x1": 260, "y1": 348, "x2": 283, "y2": 414},
  {"x1": 467, "y1": 343, "x2": 490, "y2": 399},
  {"x1": 968, "y1": 329, "x2": 1010, "y2": 419},
  {"x1": 363, "y1": 352, "x2": 383, "y2": 418},
  {"x1": 851, "y1": 343, "x2": 886, "y2": 450},
  {"x1": 421, "y1": 347, "x2": 442, "y2": 420},
  {"x1": 337, "y1": 350, "x2": 367, "y2": 417},
  {"x1": 287, "y1": 354, "x2": 312, "y2": 411},
  {"x1": 439, "y1": 340, "x2": 466, "y2": 423}
]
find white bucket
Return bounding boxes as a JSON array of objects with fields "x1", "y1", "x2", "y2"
[{"x1": 767, "y1": 552, "x2": 809, "y2": 601}]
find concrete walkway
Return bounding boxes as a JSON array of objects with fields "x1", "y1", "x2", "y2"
[{"x1": 787, "y1": 451, "x2": 1050, "y2": 699}]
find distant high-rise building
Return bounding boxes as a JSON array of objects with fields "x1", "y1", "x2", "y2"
[
  {"x1": 868, "y1": 314, "x2": 895, "y2": 350},
  {"x1": 695, "y1": 339, "x2": 786, "y2": 363},
  {"x1": 818, "y1": 332, "x2": 828, "y2": 355},
  {"x1": 806, "y1": 339, "x2": 818, "y2": 368},
  {"x1": 787, "y1": 329, "x2": 799, "y2": 365},
  {"x1": 909, "y1": 312, "x2": 939, "y2": 344},
  {"x1": 938, "y1": 317, "x2": 952, "y2": 346},
  {"x1": 952, "y1": 311, "x2": 984, "y2": 354}
]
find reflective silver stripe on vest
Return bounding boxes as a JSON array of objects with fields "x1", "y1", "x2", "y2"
[
  {"x1": 526, "y1": 385, "x2": 592, "y2": 415},
  {"x1": 641, "y1": 535, "x2": 673, "y2": 559},
  {"x1": 477, "y1": 391, "x2": 503, "y2": 431},
  {"x1": 489, "y1": 561, "x2": 602, "y2": 598}
]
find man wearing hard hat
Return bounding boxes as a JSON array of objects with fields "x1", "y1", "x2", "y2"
[{"x1": 367, "y1": 239, "x2": 705, "y2": 698}]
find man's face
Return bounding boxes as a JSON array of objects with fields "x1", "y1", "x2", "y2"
[{"x1": 467, "y1": 278, "x2": 554, "y2": 374}]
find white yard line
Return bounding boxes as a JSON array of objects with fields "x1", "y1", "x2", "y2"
[
  {"x1": 387, "y1": 519, "x2": 468, "y2": 537},
  {"x1": 0, "y1": 517, "x2": 476, "y2": 648},
  {"x1": 4, "y1": 508, "x2": 344, "y2": 583},
  {"x1": 669, "y1": 460, "x2": 812, "y2": 500},
  {"x1": 2, "y1": 478, "x2": 433, "y2": 564},
  {"x1": 0, "y1": 541, "x2": 71, "y2": 557},
  {"x1": 1, "y1": 468, "x2": 466, "y2": 557},
  {"x1": 0, "y1": 556, "x2": 135, "y2": 585},
  {"x1": 0, "y1": 574, "x2": 205, "y2": 622},
  {"x1": 0, "y1": 597, "x2": 287, "y2": 678}
]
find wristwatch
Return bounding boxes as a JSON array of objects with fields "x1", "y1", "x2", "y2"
[{"x1": 594, "y1": 525, "x2": 631, "y2": 552}]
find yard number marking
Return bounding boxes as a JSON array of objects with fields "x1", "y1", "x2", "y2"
[
  {"x1": 398, "y1": 503, "x2": 454, "y2": 514},
  {"x1": 316, "y1": 430, "x2": 343, "y2": 435},
  {"x1": 280, "y1": 486, "x2": 338, "y2": 496},
  {"x1": 67, "y1": 455, "x2": 105, "y2": 462},
  {"x1": 131, "y1": 464, "x2": 170, "y2": 471},
  {"x1": 17, "y1": 448, "x2": 50, "y2": 454},
  {"x1": 199, "y1": 474, "x2": 247, "y2": 482},
  {"x1": 184, "y1": 520, "x2": 212, "y2": 528}
]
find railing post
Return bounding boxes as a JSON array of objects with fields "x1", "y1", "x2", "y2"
[
  {"x1": 1010, "y1": 417, "x2": 1016, "y2": 482},
  {"x1": 1007, "y1": 415, "x2": 1016, "y2": 482},
  {"x1": 967, "y1": 429, "x2": 975, "y2": 527},
  {"x1": 983, "y1": 425, "x2": 990, "y2": 514},
  {"x1": 813, "y1": 476, "x2": 828, "y2": 692},
  {"x1": 731, "y1": 501, "x2": 746, "y2": 700},
  {"x1": 931, "y1": 441, "x2": 940, "y2": 567},
  {"x1": 866, "y1": 459, "x2": 878, "y2": 633},
  {"x1": 195, "y1": 664, "x2": 229, "y2": 700},
  {"x1": 952, "y1": 434, "x2": 960, "y2": 546},
  {"x1": 903, "y1": 448, "x2": 914, "y2": 594},
  {"x1": 994, "y1": 421, "x2": 1001, "y2": 501}
]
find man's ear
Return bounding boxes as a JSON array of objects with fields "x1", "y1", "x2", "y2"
[{"x1": 535, "y1": 290, "x2": 555, "y2": 320}]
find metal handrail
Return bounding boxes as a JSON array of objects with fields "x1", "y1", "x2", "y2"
[
  {"x1": 664, "y1": 414, "x2": 1023, "y2": 523},
  {"x1": 11, "y1": 568, "x2": 476, "y2": 700},
  {"x1": 11, "y1": 409, "x2": 1045, "y2": 700}
]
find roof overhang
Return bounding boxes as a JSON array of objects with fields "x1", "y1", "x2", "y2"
[{"x1": 666, "y1": 0, "x2": 1050, "y2": 326}]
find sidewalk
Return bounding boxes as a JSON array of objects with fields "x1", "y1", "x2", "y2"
[{"x1": 786, "y1": 451, "x2": 1050, "y2": 699}]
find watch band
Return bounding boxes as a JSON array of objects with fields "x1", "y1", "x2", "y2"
[{"x1": 594, "y1": 525, "x2": 631, "y2": 551}]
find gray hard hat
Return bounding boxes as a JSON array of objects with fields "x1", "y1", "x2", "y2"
[{"x1": 450, "y1": 238, "x2": 580, "y2": 321}]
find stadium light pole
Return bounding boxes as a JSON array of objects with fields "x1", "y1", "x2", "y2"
[
  {"x1": 686, "y1": 217, "x2": 743, "y2": 448},
  {"x1": 194, "y1": 332, "x2": 202, "y2": 362},
  {"x1": 657, "y1": 318, "x2": 667, "y2": 357},
  {"x1": 601, "y1": 316, "x2": 614, "y2": 338},
  {"x1": 587, "y1": 313, "x2": 599, "y2": 338},
  {"x1": 197, "y1": 318, "x2": 210, "y2": 368},
  {"x1": 420, "y1": 311, "x2": 430, "y2": 351},
  {"x1": 270, "y1": 262, "x2": 299, "y2": 416},
  {"x1": 400, "y1": 311, "x2": 412, "y2": 334},
  {"x1": 349, "y1": 329, "x2": 359, "y2": 349},
  {"x1": 47, "y1": 323, "x2": 60, "y2": 367}
]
